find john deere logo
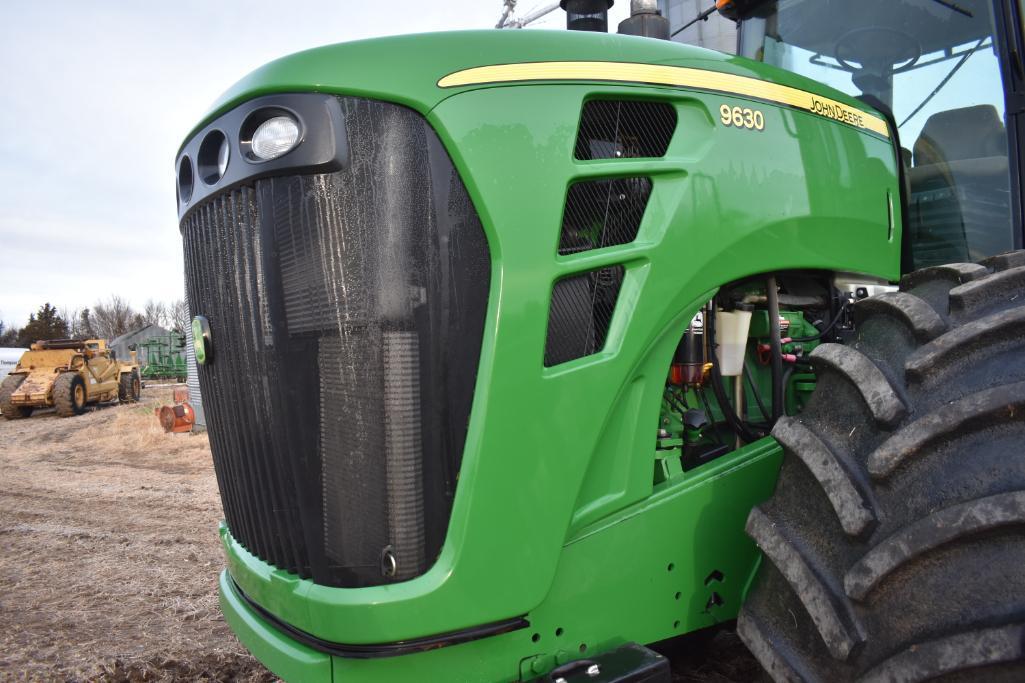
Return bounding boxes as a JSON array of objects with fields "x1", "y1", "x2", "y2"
[{"x1": 192, "y1": 315, "x2": 213, "y2": 365}]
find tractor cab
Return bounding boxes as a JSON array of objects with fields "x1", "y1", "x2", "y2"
[{"x1": 733, "y1": 0, "x2": 1024, "y2": 268}]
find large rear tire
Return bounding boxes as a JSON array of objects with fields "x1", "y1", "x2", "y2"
[
  {"x1": 0, "y1": 374, "x2": 32, "y2": 420},
  {"x1": 738, "y1": 251, "x2": 1025, "y2": 681},
  {"x1": 119, "y1": 369, "x2": 141, "y2": 403},
  {"x1": 53, "y1": 373, "x2": 87, "y2": 417}
]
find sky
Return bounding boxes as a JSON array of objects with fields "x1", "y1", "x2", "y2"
[{"x1": 0, "y1": 1, "x2": 632, "y2": 330}]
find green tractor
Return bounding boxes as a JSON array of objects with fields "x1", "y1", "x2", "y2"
[{"x1": 175, "y1": 0, "x2": 1025, "y2": 680}]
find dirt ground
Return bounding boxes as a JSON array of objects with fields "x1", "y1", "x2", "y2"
[
  {"x1": 0, "y1": 386, "x2": 274, "y2": 682},
  {"x1": 0, "y1": 385, "x2": 763, "y2": 683}
]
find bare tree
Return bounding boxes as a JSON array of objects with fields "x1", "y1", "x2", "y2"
[
  {"x1": 0, "y1": 315, "x2": 21, "y2": 346},
  {"x1": 168, "y1": 298, "x2": 189, "y2": 334},
  {"x1": 61, "y1": 307, "x2": 80, "y2": 338},
  {"x1": 143, "y1": 299, "x2": 168, "y2": 328},
  {"x1": 63, "y1": 308, "x2": 99, "y2": 339},
  {"x1": 92, "y1": 295, "x2": 140, "y2": 340},
  {"x1": 0, "y1": 320, "x2": 16, "y2": 346}
]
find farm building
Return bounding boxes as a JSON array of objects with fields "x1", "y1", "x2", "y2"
[{"x1": 110, "y1": 324, "x2": 177, "y2": 365}]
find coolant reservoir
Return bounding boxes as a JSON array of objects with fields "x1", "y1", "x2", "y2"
[{"x1": 715, "y1": 307, "x2": 753, "y2": 376}]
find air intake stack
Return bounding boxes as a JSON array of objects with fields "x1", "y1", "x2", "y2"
[{"x1": 560, "y1": 0, "x2": 613, "y2": 32}]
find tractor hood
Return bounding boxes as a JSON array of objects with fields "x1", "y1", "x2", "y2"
[{"x1": 180, "y1": 29, "x2": 882, "y2": 152}]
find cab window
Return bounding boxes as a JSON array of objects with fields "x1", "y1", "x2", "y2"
[{"x1": 739, "y1": 0, "x2": 1014, "y2": 267}]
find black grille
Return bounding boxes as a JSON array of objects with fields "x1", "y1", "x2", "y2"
[
  {"x1": 544, "y1": 266, "x2": 625, "y2": 367},
  {"x1": 181, "y1": 97, "x2": 490, "y2": 587},
  {"x1": 574, "y1": 100, "x2": 677, "y2": 160},
  {"x1": 559, "y1": 177, "x2": 652, "y2": 255}
]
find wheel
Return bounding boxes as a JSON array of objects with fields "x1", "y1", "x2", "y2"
[
  {"x1": 53, "y1": 373, "x2": 87, "y2": 417},
  {"x1": 0, "y1": 374, "x2": 32, "y2": 420},
  {"x1": 119, "y1": 369, "x2": 141, "y2": 403},
  {"x1": 738, "y1": 251, "x2": 1025, "y2": 681}
]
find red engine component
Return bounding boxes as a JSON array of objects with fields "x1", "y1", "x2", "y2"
[{"x1": 156, "y1": 402, "x2": 196, "y2": 433}]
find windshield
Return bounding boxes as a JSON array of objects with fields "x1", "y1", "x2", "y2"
[{"x1": 738, "y1": 0, "x2": 1014, "y2": 267}]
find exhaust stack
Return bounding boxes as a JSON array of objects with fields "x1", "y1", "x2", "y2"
[{"x1": 618, "y1": 0, "x2": 670, "y2": 39}]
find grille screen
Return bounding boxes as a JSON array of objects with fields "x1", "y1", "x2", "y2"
[
  {"x1": 545, "y1": 266, "x2": 625, "y2": 367},
  {"x1": 559, "y1": 177, "x2": 652, "y2": 255},
  {"x1": 181, "y1": 97, "x2": 490, "y2": 587},
  {"x1": 574, "y1": 100, "x2": 677, "y2": 160}
]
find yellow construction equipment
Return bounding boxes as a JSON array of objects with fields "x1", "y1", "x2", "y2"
[{"x1": 0, "y1": 339, "x2": 141, "y2": 419}]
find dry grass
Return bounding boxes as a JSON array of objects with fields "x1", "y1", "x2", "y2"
[{"x1": 84, "y1": 406, "x2": 211, "y2": 461}]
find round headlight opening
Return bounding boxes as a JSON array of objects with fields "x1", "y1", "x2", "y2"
[
  {"x1": 178, "y1": 156, "x2": 194, "y2": 203},
  {"x1": 250, "y1": 115, "x2": 301, "y2": 161},
  {"x1": 198, "y1": 130, "x2": 229, "y2": 185}
]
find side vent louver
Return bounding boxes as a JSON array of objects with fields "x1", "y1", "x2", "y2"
[
  {"x1": 574, "y1": 100, "x2": 677, "y2": 160},
  {"x1": 543, "y1": 99, "x2": 669, "y2": 367},
  {"x1": 559, "y1": 177, "x2": 652, "y2": 255},
  {"x1": 545, "y1": 266, "x2": 625, "y2": 367}
]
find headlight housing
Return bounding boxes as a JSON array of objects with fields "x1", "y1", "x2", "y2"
[{"x1": 176, "y1": 94, "x2": 343, "y2": 216}]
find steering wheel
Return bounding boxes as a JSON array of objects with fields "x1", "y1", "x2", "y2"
[{"x1": 835, "y1": 27, "x2": 923, "y2": 72}]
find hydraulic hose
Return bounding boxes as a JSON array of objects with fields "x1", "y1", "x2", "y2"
[
  {"x1": 766, "y1": 276, "x2": 784, "y2": 422},
  {"x1": 744, "y1": 359, "x2": 771, "y2": 422},
  {"x1": 789, "y1": 299, "x2": 848, "y2": 343}
]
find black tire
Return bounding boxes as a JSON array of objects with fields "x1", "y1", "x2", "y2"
[
  {"x1": 53, "y1": 373, "x2": 87, "y2": 417},
  {"x1": 738, "y1": 251, "x2": 1025, "y2": 682},
  {"x1": 0, "y1": 374, "x2": 32, "y2": 420},
  {"x1": 119, "y1": 369, "x2": 141, "y2": 403}
]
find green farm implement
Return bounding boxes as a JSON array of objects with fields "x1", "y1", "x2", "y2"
[
  {"x1": 175, "y1": 0, "x2": 1025, "y2": 680},
  {"x1": 138, "y1": 334, "x2": 187, "y2": 383}
]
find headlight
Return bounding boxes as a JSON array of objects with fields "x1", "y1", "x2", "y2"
[{"x1": 251, "y1": 116, "x2": 301, "y2": 161}]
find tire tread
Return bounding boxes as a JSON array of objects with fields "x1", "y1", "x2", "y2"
[
  {"x1": 772, "y1": 417, "x2": 877, "y2": 536},
  {"x1": 905, "y1": 307, "x2": 1025, "y2": 383},
  {"x1": 738, "y1": 609, "x2": 813, "y2": 683},
  {"x1": 845, "y1": 491, "x2": 1025, "y2": 600},
  {"x1": 852, "y1": 292, "x2": 947, "y2": 343},
  {"x1": 0, "y1": 374, "x2": 31, "y2": 420},
  {"x1": 809, "y1": 345, "x2": 906, "y2": 428},
  {"x1": 53, "y1": 372, "x2": 83, "y2": 417},
  {"x1": 858, "y1": 623, "x2": 1025, "y2": 683},
  {"x1": 746, "y1": 506, "x2": 865, "y2": 661}
]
